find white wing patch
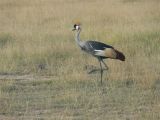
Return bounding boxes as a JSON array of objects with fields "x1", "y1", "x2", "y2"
[
  {"x1": 94, "y1": 50, "x2": 106, "y2": 56},
  {"x1": 94, "y1": 48, "x2": 117, "y2": 58}
]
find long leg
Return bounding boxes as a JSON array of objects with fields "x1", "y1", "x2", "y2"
[
  {"x1": 99, "y1": 60, "x2": 103, "y2": 84},
  {"x1": 87, "y1": 60, "x2": 108, "y2": 74},
  {"x1": 101, "y1": 59, "x2": 109, "y2": 70}
]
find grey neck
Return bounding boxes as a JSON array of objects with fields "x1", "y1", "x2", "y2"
[{"x1": 75, "y1": 29, "x2": 83, "y2": 47}]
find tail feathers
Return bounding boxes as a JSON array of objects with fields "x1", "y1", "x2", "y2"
[
  {"x1": 94, "y1": 48, "x2": 125, "y2": 61},
  {"x1": 115, "y1": 49, "x2": 125, "y2": 61}
]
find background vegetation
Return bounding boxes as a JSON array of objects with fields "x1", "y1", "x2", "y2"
[{"x1": 0, "y1": 0, "x2": 160, "y2": 119}]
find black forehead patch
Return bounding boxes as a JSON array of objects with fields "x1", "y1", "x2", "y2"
[{"x1": 74, "y1": 24, "x2": 77, "y2": 28}]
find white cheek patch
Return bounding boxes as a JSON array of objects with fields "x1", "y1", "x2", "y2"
[{"x1": 76, "y1": 25, "x2": 79, "y2": 30}]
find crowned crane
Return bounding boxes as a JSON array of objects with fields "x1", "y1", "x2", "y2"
[{"x1": 72, "y1": 24, "x2": 125, "y2": 83}]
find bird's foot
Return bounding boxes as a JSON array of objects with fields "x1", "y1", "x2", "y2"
[
  {"x1": 105, "y1": 67, "x2": 109, "y2": 71},
  {"x1": 84, "y1": 65, "x2": 97, "y2": 70},
  {"x1": 84, "y1": 65, "x2": 108, "y2": 74},
  {"x1": 88, "y1": 69, "x2": 100, "y2": 74},
  {"x1": 87, "y1": 68, "x2": 108, "y2": 74},
  {"x1": 84, "y1": 65, "x2": 98, "y2": 74}
]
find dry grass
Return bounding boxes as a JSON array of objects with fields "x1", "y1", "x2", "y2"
[{"x1": 0, "y1": 0, "x2": 160, "y2": 119}]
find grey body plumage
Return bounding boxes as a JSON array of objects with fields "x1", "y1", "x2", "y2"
[
  {"x1": 72, "y1": 24, "x2": 125, "y2": 83},
  {"x1": 81, "y1": 40, "x2": 114, "y2": 59}
]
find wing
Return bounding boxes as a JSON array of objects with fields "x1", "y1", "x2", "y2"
[
  {"x1": 80, "y1": 40, "x2": 114, "y2": 57},
  {"x1": 86, "y1": 40, "x2": 113, "y2": 50},
  {"x1": 80, "y1": 40, "x2": 125, "y2": 60}
]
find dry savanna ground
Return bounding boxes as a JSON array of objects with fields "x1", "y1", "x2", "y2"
[{"x1": 0, "y1": 0, "x2": 160, "y2": 119}]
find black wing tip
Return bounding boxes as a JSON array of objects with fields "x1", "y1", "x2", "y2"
[{"x1": 115, "y1": 49, "x2": 125, "y2": 61}]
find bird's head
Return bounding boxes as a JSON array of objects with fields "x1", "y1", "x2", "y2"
[{"x1": 72, "y1": 23, "x2": 81, "y2": 31}]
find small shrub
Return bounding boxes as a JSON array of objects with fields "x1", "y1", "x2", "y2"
[{"x1": 0, "y1": 33, "x2": 14, "y2": 48}]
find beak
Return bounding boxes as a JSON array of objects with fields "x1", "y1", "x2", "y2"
[{"x1": 72, "y1": 28, "x2": 76, "y2": 31}]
